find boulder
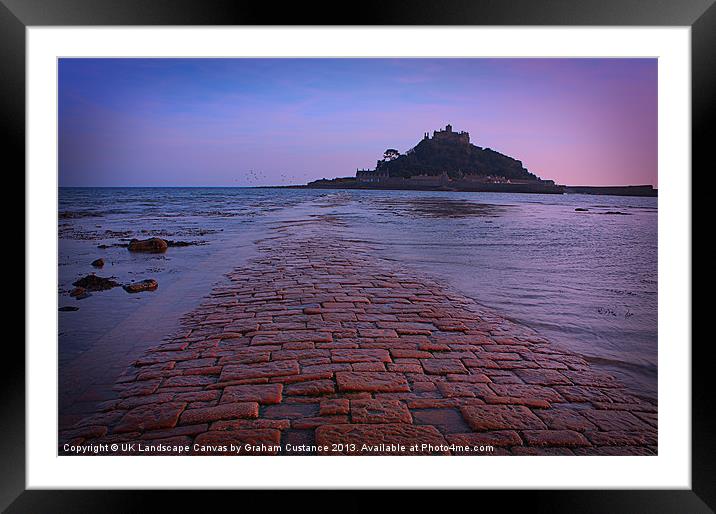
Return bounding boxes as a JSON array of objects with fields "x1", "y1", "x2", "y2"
[
  {"x1": 123, "y1": 279, "x2": 158, "y2": 293},
  {"x1": 128, "y1": 238, "x2": 168, "y2": 253},
  {"x1": 91, "y1": 258, "x2": 105, "y2": 268},
  {"x1": 72, "y1": 274, "x2": 120, "y2": 291}
]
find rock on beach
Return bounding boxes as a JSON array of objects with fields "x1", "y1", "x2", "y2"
[
  {"x1": 128, "y1": 238, "x2": 168, "y2": 253},
  {"x1": 72, "y1": 274, "x2": 120, "y2": 291},
  {"x1": 123, "y1": 279, "x2": 158, "y2": 293}
]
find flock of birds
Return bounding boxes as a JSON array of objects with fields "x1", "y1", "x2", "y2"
[{"x1": 234, "y1": 169, "x2": 304, "y2": 187}]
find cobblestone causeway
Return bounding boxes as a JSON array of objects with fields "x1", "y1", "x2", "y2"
[{"x1": 59, "y1": 216, "x2": 657, "y2": 456}]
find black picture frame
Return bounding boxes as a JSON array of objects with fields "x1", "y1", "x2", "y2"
[{"x1": 4, "y1": 0, "x2": 709, "y2": 511}]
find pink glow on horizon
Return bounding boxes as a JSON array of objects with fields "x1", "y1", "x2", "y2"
[{"x1": 59, "y1": 58, "x2": 657, "y2": 187}]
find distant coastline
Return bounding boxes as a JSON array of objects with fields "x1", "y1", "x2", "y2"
[
  {"x1": 284, "y1": 124, "x2": 658, "y2": 197},
  {"x1": 278, "y1": 181, "x2": 657, "y2": 197}
]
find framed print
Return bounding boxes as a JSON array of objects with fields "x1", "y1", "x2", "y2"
[{"x1": 4, "y1": 0, "x2": 710, "y2": 510}]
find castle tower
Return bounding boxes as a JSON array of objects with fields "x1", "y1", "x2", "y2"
[{"x1": 446, "y1": 124, "x2": 452, "y2": 132}]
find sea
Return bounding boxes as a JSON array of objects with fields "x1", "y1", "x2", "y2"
[{"x1": 58, "y1": 187, "x2": 657, "y2": 403}]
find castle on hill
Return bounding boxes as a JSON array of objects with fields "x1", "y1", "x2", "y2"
[
  {"x1": 423, "y1": 124, "x2": 470, "y2": 145},
  {"x1": 355, "y1": 123, "x2": 542, "y2": 184}
]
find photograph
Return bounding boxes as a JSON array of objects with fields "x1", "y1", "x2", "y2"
[{"x1": 57, "y1": 57, "x2": 658, "y2": 457}]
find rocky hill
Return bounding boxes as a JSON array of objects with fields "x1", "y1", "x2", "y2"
[{"x1": 374, "y1": 125, "x2": 540, "y2": 181}]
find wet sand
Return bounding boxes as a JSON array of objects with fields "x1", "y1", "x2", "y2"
[{"x1": 59, "y1": 213, "x2": 657, "y2": 456}]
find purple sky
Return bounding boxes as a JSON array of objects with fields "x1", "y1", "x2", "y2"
[{"x1": 59, "y1": 58, "x2": 657, "y2": 187}]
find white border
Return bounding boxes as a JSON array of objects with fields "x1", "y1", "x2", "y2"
[{"x1": 27, "y1": 27, "x2": 691, "y2": 489}]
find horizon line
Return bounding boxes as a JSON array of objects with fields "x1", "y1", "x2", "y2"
[{"x1": 58, "y1": 183, "x2": 658, "y2": 189}]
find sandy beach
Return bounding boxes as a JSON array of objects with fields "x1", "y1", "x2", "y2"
[{"x1": 59, "y1": 203, "x2": 657, "y2": 456}]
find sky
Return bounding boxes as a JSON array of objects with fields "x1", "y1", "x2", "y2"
[{"x1": 59, "y1": 58, "x2": 657, "y2": 187}]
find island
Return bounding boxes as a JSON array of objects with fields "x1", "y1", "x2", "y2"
[{"x1": 298, "y1": 125, "x2": 657, "y2": 196}]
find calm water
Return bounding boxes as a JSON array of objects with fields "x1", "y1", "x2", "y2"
[{"x1": 58, "y1": 187, "x2": 657, "y2": 401}]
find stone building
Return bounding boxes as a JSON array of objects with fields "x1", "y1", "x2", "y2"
[
  {"x1": 356, "y1": 168, "x2": 389, "y2": 183},
  {"x1": 431, "y1": 124, "x2": 470, "y2": 145}
]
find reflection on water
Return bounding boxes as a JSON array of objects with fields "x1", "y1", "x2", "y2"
[
  {"x1": 59, "y1": 187, "x2": 657, "y2": 402},
  {"x1": 372, "y1": 196, "x2": 507, "y2": 218}
]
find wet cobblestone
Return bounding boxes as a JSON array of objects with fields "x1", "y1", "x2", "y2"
[{"x1": 60, "y1": 217, "x2": 657, "y2": 455}]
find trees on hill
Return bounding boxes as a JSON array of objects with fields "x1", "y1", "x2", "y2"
[
  {"x1": 383, "y1": 149, "x2": 400, "y2": 161},
  {"x1": 374, "y1": 137, "x2": 539, "y2": 181}
]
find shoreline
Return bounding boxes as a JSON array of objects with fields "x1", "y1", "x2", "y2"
[
  {"x1": 59, "y1": 212, "x2": 657, "y2": 456},
  {"x1": 59, "y1": 185, "x2": 658, "y2": 197},
  {"x1": 270, "y1": 184, "x2": 658, "y2": 197}
]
